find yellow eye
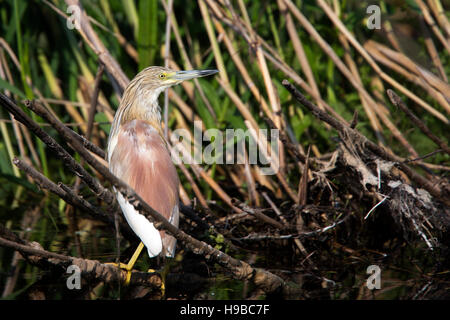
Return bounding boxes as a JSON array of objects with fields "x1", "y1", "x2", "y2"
[{"x1": 159, "y1": 73, "x2": 166, "y2": 79}]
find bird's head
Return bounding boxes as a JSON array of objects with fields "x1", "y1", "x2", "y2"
[
  {"x1": 134, "y1": 66, "x2": 219, "y2": 92},
  {"x1": 114, "y1": 66, "x2": 218, "y2": 130}
]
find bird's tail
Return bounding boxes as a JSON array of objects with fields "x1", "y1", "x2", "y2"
[{"x1": 162, "y1": 234, "x2": 177, "y2": 258}]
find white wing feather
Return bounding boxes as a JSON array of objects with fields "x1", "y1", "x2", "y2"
[{"x1": 116, "y1": 192, "x2": 162, "y2": 257}]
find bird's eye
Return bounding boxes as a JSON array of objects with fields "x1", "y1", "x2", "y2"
[{"x1": 159, "y1": 73, "x2": 166, "y2": 79}]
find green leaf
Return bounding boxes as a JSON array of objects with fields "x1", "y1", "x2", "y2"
[
  {"x1": 0, "y1": 172, "x2": 42, "y2": 194},
  {"x1": 138, "y1": 0, "x2": 158, "y2": 69},
  {"x1": 121, "y1": 0, "x2": 139, "y2": 39},
  {"x1": 0, "y1": 78, "x2": 27, "y2": 99},
  {"x1": 95, "y1": 112, "x2": 111, "y2": 135}
]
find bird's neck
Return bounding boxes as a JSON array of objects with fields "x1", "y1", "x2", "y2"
[{"x1": 113, "y1": 86, "x2": 165, "y2": 137}]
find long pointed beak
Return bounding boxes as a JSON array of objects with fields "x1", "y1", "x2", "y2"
[{"x1": 171, "y1": 69, "x2": 219, "y2": 81}]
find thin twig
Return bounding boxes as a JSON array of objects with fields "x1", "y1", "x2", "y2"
[
  {"x1": 163, "y1": 0, "x2": 174, "y2": 140},
  {"x1": 387, "y1": 89, "x2": 450, "y2": 156},
  {"x1": 86, "y1": 63, "x2": 104, "y2": 141}
]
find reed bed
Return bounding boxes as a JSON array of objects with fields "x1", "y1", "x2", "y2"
[{"x1": 0, "y1": 0, "x2": 449, "y2": 299}]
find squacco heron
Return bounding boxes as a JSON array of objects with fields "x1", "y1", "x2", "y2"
[{"x1": 107, "y1": 66, "x2": 218, "y2": 283}]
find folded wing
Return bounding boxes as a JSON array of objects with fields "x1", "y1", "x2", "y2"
[{"x1": 109, "y1": 119, "x2": 179, "y2": 257}]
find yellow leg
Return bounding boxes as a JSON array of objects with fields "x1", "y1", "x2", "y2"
[{"x1": 107, "y1": 242, "x2": 145, "y2": 285}]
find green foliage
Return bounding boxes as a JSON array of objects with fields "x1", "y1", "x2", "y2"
[{"x1": 137, "y1": 0, "x2": 158, "y2": 70}]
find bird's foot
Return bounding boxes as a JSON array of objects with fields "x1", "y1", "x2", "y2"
[
  {"x1": 105, "y1": 242, "x2": 145, "y2": 286},
  {"x1": 147, "y1": 268, "x2": 166, "y2": 296},
  {"x1": 106, "y1": 262, "x2": 134, "y2": 285}
]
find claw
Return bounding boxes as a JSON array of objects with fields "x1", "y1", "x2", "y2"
[{"x1": 147, "y1": 268, "x2": 165, "y2": 296}]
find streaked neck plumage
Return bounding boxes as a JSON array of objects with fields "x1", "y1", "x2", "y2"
[
  {"x1": 109, "y1": 83, "x2": 165, "y2": 141},
  {"x1": 107, "y1": 80, "x2": 167, "y2": 163}
]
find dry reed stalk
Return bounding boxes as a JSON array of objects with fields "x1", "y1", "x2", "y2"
[
  {"x1": 209, "y1": 0, "x2": 306, "y2": 105},
  {"x1": 285, "y1": 0, "x2": 418, "y2": 151},
  {"x1": 215, "y1": 77, "x2": 282, "y2": 189},
  {"x1": 172, "y1": 138, "x2": 242, "y2": 213},
  {"x1": 37, "y1": 98, "x2": 111, "y2": 117},
  {"x1": 192, "y1": 164, "x2": 243, "y2": 213},
  {"x1": 378, "y1": 1, "x2": 402, "y2": 52},
  {"x1": 243, "y1": 120, "x2": 299, "y2": 203},
  {"x1": 427, "y1": 0, "x2": 450, "y2": 39},
  {"x1": 161, "y1": 0, "x2": 217, "y2": 120},
  {"x1": 171, "y1": 93, "x2": 249, "y2": 199},
  {"x1": 176, "y1": 161, "x2": 210, "y2": 209},
  {"x1": 0, "y1": 39, "x2": 59, "y2": 122},
  {"x1": 216, "y1": 78, "x2": 259, "y2": 130},
  {"x1": 420, "y1": 17, "x2": 448, "y2": 82},
  {"x1": 198, "y1": 0, "x2": 230, "y2": 85},
  {"x1": 225, "y1": 151, "x2": 256, "y2": 202},
  {"x1": 169, "y1": 112, "x2": 204, "y2": 175},
  {"x1": 225, "y1": 0, "x2": 288, "y2": 174},
  {"x1": 215, "y1": 0, "x2": 285, "y2": 66},
  {"x1": 163, "y1": 0, "x2": 174, "y2": 139},
  {"x1": 251, "y1": 166, "x2": 276, "y2": 192},
  {"x1": 228, "y1": 169, "x2": 243, "y2": 189},
  {"x1": 369, "y1": 41, "x2": 450, "y2": 99},
  {"x1": 45, "y1": 0, "x2": 126, "y2": 124},
  {"x1": 365, "y1": 41, "x2": 450, "y2": 114},
  {"x1": 62, "y1": 0, "x2": 129, "y2": 91},
  {"x1": 243, "y1": 148, "x2": 260, "y2": 206},
  {"x1": 179, "y1": 184, "x2": 191, "y2": 206},
  {"x1": 254, "y1": 46, "x2": 288, "y2": 172},
  {"x1": 261, "y1": 47, "x2": 349, "y2": 125},
  {"x1": 201, "y1": 0, "x2": 280, "y2": 196},
  {"x1": 39, "y1": 54, "x2": 88, "y2": 133},
  {"x1": 217, "y1": 73, "x2": 296, "y2": 199},
  {"x1": 166, "y1": 112, "x2": 215, "y2": 208},
  {"x1": 415, "y1": 0, "x2": 450, "y2": 52},
  {"x1": 277, "y1": 0, "x2": 325, "y2": 113},
  {"x1": 337, "y1": 37, "x2": 420, "y2": 157},
  {"x1": 212, "y1": 21, "x2": 274, "y2": 122},
  {"x1": 170, "y1": 96, "x2": 250, "y2": 203},
  {"x1": 0, "y1": 42, "x2": 58, "y2": 168},
  {"x1": 332, "y1": 8, "x2": 384, "y2": 140},
  {"x1": 208, "y1": 0, "x2": 287, "y2": 127},
  {"x1": 284, "y1": 0, "x2": 381, "y2": 107},
  {"x1": 250, "y1": 39, "x2": 282, "y2": 129},
  {"x1": 236, "y1": 0, "x2": 252, "y2": 31},
  {"x1": 315, "y1": 0, "x2": 449, "y2": 124}
]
